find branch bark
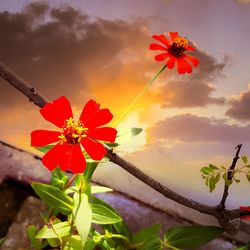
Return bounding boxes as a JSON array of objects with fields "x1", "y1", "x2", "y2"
[
  {"x1": 0, "y1": 61, "x2": 249, "y2": 235},
  {"x1": 220, "y1": 144, "x2": 242, "y2": 209}
]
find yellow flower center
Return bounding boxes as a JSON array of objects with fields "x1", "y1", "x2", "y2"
[
  {"x1": 168, "y1": 37, "x2": 188, "y2": 57},
  {"x1": 59, "y1": 117, "x2": 88, "y2": 144}
]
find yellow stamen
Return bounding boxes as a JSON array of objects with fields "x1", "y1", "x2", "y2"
[
  {"x1": 58, "y1": 134, "x2": 66, "y2": 140},
  {"x1": 66, "y1": 117, "x2": 75, "y2": 126},
  {"x1": 72, "y1": 133, "x2": 79, "y2": 138},
  {"x1": 60, "y1": 117, "x2": 88, "y2": 144},
  {"x1": 174, "y1": 37, "x2": 188, "y2": 48}
]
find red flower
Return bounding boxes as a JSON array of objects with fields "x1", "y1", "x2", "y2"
[
  {"x1": 31, "y1": 96, "x2": 117, "y2": 173},
  {"x1": 240, "y1": 206, "x2": 250, "y2": 220},
  {"x1": 149, "y1": 32, "x2": 200, "y2": 74}
]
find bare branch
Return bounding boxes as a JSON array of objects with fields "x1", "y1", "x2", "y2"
[
  {"x1": 0, "y1": 62, "x2": 48, "y2": 108},
  {"x1": 0, "y1": 61, "x2": 249, "y2": 235},
  {"x1": 220, "y1": 144, "x2": 242, "y2": 209}
]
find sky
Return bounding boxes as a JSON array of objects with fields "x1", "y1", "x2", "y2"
[{"x1": 0, "y1": 0, "x2": 250, "y2": 223}]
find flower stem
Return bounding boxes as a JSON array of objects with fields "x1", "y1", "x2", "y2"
[{"x1": 114, "y1": 65, "x2": 167, "y2": 126}]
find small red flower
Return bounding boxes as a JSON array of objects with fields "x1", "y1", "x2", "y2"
[
  {"x1": 31, "y1": 96, "x2": 117, "y2": 173},
  {"x1": 240, "y1": 206, "x2": 250, "y2": 220},
  {"x1": 149, "y1": 32, "x2": 200, "y2": 74}
]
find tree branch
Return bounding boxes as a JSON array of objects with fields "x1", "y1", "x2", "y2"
[
  {"x1": 0, "y1": 61, "x2": 249, "y2": 235},
  {"x1": 220, "y1": 144, "x2": 242, "y2": 209},
  {"x1": 0, "y1": 62, "x2": 48, "y2": 108}
]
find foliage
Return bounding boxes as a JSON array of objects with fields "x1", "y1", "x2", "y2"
[
  {"x1": 28, "y1": 158, "x2": 225, "y2": 250},
  {"x1": 200, "y1": 156, "x2": 250, "y2": 192}
]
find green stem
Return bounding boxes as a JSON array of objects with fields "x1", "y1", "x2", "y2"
[
  {"x1": 83, "y1": 163, "x2": 98, "y2": 183},
  {"x1": 109, "y1": 234, "x2": 129, "y2": 243},
  {"x1": 65, "y1": 174, "x2": 77, "y2": 189},
  {"x1": 114, "y1": 65, "x2": 167, "y2": 126}
]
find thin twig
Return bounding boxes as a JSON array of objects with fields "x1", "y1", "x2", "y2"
[
  {"x1": 220, "y1": 144, "x2": 242, "y2": 209},
  {"x1": 0, "y1": 62, "x2": 48, "y2": 108},
  {"x1": 0, "y1": 61, "x2": 249, "y2": 235}
]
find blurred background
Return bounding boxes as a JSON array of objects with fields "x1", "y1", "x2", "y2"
[{"x1": 0, "y1": 0, "x2": 250, "y2": 225}]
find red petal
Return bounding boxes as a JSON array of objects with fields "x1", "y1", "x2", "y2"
[
  {"x1": 177, "y1": 57, "x2": 193, "y2": 74},
  {"x1": 183, "y1": 54, "x2": 200, "y2": 67},
  {"x1": 240, "y1": 206, "x2": 250, "y2": 212},
  {"x1": 81, "y1": 137, "x2": 106, "y2": 160},
  {"x1": 31, "y1": 130, "x2": 61, "y2": 147},
  {"x1": 87, "y1": 127, "x2": 117, "y2": 142},
  {"x1": 80, "y1": 100, "x2": 113, "y2": 128},
  {"x1": 79, "y1": 99, "x2": 100, "y2": 125},
  {"x1": 40, "y1": 96, "x2": 73, "y2": 128},
  {"x1": 166, "y1": 55, "x2": 176, "y2": 69},
  {"x1": 185, "y1": 45, "x2": 195, "y2": 51},
  {"x1": 42, "y1": 143, "x2": 65, "y2": 171},
  {"x1": 89, "y1": 109, "x2": 113, "y2": 128},
  {"x1": 169, "y1": 32, "x2": 179, "y2": 43},
  {"x1": 60, "y1": 144, "x2": 86, "y2": 173},
  {"x1": 154, "y1": 53, "x2": 170, "y2": 62},
  {"x1": 149, "y1": 43, "x2": 167, "y2": 51},
  {"x1": 240, "y1": 215, "x2": 250, "y2": 221},
  {"x1": 152, "y1": 34, "x2": 170, "y2": 47}
]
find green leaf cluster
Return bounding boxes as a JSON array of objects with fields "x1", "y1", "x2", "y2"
[{"x1": 200, "y1": 164, "x2": 221, "y2": 192}]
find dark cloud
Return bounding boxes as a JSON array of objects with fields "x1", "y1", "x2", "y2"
[
  {"x1": 149, "y1": 113, "x2": 250, "y2": 143},
  {"x1": 0, "y1": 2, "x2": 153, "y2": 109},
  {"x1": 156, "y1": 48, "x2": 226, "y2": 108},
  {"x1": 226, "y1": 84, "x2": 250, "y2": 121}
]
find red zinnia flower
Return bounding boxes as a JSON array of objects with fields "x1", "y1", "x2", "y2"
[
  {"x1": 31, "y1": 96, "x2": 117, "y2": 173},
  {"x1": 149, "y1": 32, "x2": 200, "y2": 74},
  {"x1": 240, "y1": 206, "x2": 250, "y2": 220}
]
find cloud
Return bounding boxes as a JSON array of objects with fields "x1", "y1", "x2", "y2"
[
  {"x1": 0, "y1": 2, "x2": 155, "y2": 113},
  {"x1": 159, "y1": 79, "x2": 225, "y2": 108},
  {"x1": 226, "y1": 84, "x2": 250, "y2": 121},
  {"x1": 156, "y1": 48, "x2": 226, "y2": 108},
  {"x1": 148, "y1": 113, "x2": 250, "y2": 143},
  {"x1": 235, "y1": 0, "x2": 250, "y2": 4}
]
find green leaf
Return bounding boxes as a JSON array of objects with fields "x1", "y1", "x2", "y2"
[
  {"x1": 132, "y1": 224, "x2": 161, "y2": 245},
  {"x1": 138, "y1": 236, "x2": 162, "y2": 250},
  {"x1": 222, "y1": 172, "x2": 228, "y2": 181},
  {"x1": 205, "y1": 177, "x2": 209, "y2": 186},
  {"x1": 91, "y1": 185, "x2": 113, "y2": 194},
  {"x1": 84, "y1": 238, "x2": 97, "y2": 250},
  {"x1": 51, "y1": 167, "x2": 69, "y2": 189},
  {"x1": 91, "y1": 197, "x2": 131, "y2": 238},
  {"x1": 164, "y1": 226, "x2": 224, "y2": 249},
  {"x1": 209, "y1": 176, "x2": 216, "y2": 192},
  {"x1": 214, "y1": 173, "x2": 221, "y2": 185},
  {"x1": 35, "y1": 145, "x2": 54, "y2": 153},
  {"x1": 31, "y1": 182, "x2": 73, "y2": 215},
  {"x1": 48, "y1": 238, "x2": 60, "y2": 247},
  {"x1": 27, "y1": 225, "x2": 42, "y2": 249},
  {"x1": 36, "y1": 221, "x2": 71, "y2": 239},
  {"x1": 200, "y1": 167, "x2": 213, "y2": 175},
  {"x1": 246, "y1": 172, "x2": 250, "y2": 183},
  {"x1": 73, "y1": 192, "x2": 92, "y2": 247},
  {"x1": 235, "y1": 245, "x2": 249, "y2": 250},
  {"x1": 209, "y1": 164, "x2": 219, "y2": 170},
  {"x1": 92, "y1": 204, "x2": 122, "y2": 224},
  {"x1": 63, "y1": 235, "x2": 83, "y2": 250},
  {"x1": 112, "y1": 127, "x2": 143, "y2": 146},
  {"x1": 242, "y1": 155, "x2": 248, "y2": 164}
]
